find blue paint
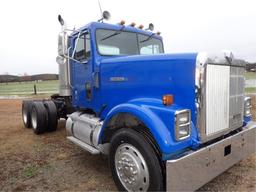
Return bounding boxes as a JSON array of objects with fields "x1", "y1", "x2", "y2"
[
  {"x1": 68, "y1": 21, "x2": 249, "y2": 159},
  {"x1": 244, "y1": 116, "x2": 252, "y2": 125}
]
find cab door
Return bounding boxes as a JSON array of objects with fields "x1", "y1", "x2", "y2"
[{"x1": 72, "y1": 31, "x2": 94, "y2": 109}]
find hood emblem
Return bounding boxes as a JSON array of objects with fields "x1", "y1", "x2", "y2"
[{"x1": 110, "y1": 77, "x2": 128, "y2": 82}]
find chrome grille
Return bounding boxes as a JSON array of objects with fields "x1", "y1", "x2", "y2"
[
  {"x1": 205, "y1": 65, "x2": 230, "y2": 136},
  {"x1": 229, "y1": 67, "x2": 244, "y2": 129},
  {"x1": 198, "y1": 63, "x2": 245, "y2": 142}
]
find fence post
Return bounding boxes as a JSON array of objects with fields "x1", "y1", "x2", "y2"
[{"x1": 34, "y1": 84, "x2": 37, "y2": 95}]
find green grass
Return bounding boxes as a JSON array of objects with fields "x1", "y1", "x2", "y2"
[
  {"x1": 0, "y1": 80, "x2": 58, "y2": 96},
  {"x1": 245, "y1": 72, "x2": 256, "y2": 80},
  {"x1": 245, "y1": 87, "x2": 256, "y2": 93},
  {"x1": 245, "y1": 72, "x2": 256, "y2": 93},
  {"x1": 0, "y1": 77, "x2": 255, "y2": 96},
  {"x1": 22, "y1": 166, "x2": 38, "y2": 178}
]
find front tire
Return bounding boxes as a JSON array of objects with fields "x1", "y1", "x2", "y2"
[{"x1": 109, "y1": 128, "x2": 164, "y2": 191}]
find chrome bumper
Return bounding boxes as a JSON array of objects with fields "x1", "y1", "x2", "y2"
[{"x1": 166, "y1": 122, "x2": 256, "y2": 191}]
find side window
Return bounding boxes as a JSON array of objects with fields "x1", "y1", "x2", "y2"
[{"x1": 74, "y1": 33, "x2": 91, "y2": 61}]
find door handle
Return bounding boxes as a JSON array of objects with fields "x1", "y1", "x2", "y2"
[{"x1": 92, "y1": 72, "x2": 100, "y2": 88}]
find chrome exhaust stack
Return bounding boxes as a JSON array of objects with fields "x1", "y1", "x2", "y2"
[{"x1": 56, "y1": 15, "x2": 71, "y2": 96}]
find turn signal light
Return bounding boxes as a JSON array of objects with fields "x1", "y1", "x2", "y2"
[
  {"x1": 130, "y1": 22, "x2": 136, "y2": 27},
  {"x1": 120, "y1": 20, "x2": 125, "y2": 25},
  {"x1": 163, "y1": 94, "x2": 174, "y2": 106},
  {"x1": 138, "y1": 24, "x2": 144, "y2": 29}
]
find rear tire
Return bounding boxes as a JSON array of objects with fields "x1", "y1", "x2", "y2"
[
  {"x1": 31, "y1": 101, "x2": 47, "y2": 134},
  {"x1": 44, "y1": 100, "x2": 58, "y2": 132},
  {"x1": 109, "y1": 128, "x2": 164, "y2": 191},
  {"x1": 22, "y1": 100, "x2": 33, "y2": 128}
]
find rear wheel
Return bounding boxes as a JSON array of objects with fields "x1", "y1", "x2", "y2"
[
  {"x1": 22, "y1": 100, "x2": 33, "y2": 128},
  {"x1": 44, "y1": 100, "x2": 58, "y2": 132},
  {"x1": 109, "y1": 128, "x2": 164, "y2": 191},
  {"x1": 31, "y1": 101, "x2": 47, "y2": 134}
]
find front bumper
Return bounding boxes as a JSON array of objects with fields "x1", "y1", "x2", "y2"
[{"x1": 166, "y1": 122, "x2": 256, "y2": 191}]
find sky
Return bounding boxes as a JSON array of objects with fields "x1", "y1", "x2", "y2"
[{"x1": 0, "y1": 0, "x2": 255, "y2": 75}]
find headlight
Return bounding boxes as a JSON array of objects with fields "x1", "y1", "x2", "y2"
[
  {"x1": 244, "y1": 97, "x2": 252, "y2": 117},
  {"x1": 245, "y1": 108, "x2": 251, "y2": 116},
  {"x1": 175, "y1": 110, "x2": 191, "y2": 140},
  {"x1": 244, "y1": 97, "x2": 252, "y2": 108}
]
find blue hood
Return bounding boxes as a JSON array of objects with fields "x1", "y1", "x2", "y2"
[{"x1": 100, "y1": 53, "x2": 197, "y2": 119}]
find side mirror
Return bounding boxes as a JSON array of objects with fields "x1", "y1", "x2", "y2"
[
  {"x1": 103, "y1": 11, "x2": 111, "y2": 20},
  {"x1": 146, "y1": 23, "x2": 154, "y2": 31},
  {"x1": 98, "y1": 10, "x2": 111, "y2": 22}
]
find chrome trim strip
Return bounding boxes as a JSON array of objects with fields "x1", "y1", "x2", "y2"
[
  {"x1": 67, "y1": 136, "x2": 100, "y2": 154},
  {"x1": 179, "y1": 122, "x2": 190, "y2": 127}
]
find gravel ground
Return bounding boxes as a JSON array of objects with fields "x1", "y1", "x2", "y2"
[{"x1": 0, "y1": 98, "x2": 255, "y2": 191}]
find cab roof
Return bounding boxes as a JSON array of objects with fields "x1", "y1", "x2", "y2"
[{"x1": 71, "y1": 21, "x2": 162, "y2": 40}]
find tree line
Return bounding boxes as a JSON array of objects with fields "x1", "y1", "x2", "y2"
[{"x1": 0, "y1": 74, "x2": 58, "y2": 83}]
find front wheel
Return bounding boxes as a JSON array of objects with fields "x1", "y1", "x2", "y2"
[{"x1": 109, "y1": 128, "x2": 164, "y2": 191}]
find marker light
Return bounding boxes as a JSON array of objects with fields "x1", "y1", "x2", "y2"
[
  {"x1": 130, "y1": 22, "x2": 136, "y2": 27},
  {"x1": 138, "y1": 25, "x2": 144, "y2": 29},
  {"x1": 163, "y1": 94, "x2": 174, "y2": 106},
  {"x1": 120, "y1": 20, "x2": 125, "y2": 25}
]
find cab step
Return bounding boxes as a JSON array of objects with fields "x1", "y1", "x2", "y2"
[{"x1": 67, "y1": 136, "x2": 100, "y2": 154}]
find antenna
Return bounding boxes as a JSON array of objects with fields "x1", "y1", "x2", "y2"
[
  {"x1": 98, "y1": 0, "x2": 103, "y2": 18},
  {"x1": 97, "y1": 0, "x2": 111, "y2": 22}
]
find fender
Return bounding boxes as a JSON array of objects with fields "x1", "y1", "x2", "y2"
[{"x1": 100, "y1": 98, "x2": 199, "y2": 155}]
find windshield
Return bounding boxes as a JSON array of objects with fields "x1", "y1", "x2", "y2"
[{"x1": 96, "y1": 29, "x2": 164, "y2": 56}]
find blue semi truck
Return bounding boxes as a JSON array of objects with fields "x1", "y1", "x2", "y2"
[{"x1": 22, "y1": 12, "x2": 256, "y2": 191}]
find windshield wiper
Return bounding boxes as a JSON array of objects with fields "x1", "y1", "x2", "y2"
[
  {"x1": 140, "y1": 33, "x2": 155, "y2": 43},
  {"x1": 100, "y1": 26, "x2": 125, "y2": 41}
]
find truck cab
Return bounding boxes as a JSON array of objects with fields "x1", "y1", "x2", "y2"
[
  {"x1": 70, "y1": 22, "x2": 164, "y2": 113},
  {"x1": 22, "y1": 12, "x2": 256, "y2": 191}
]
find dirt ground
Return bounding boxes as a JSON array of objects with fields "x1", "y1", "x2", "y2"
[{"x1": 0, "y1": 99, "x2": 255, "y2": 191}]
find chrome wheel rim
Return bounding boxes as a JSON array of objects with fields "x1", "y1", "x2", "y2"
[
  {"x1": 31, "y1": 109, "x2": 37, "y2": 130},
  {"x1": 115, "y1": 143, "x2": 149, "y2": 191}
]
